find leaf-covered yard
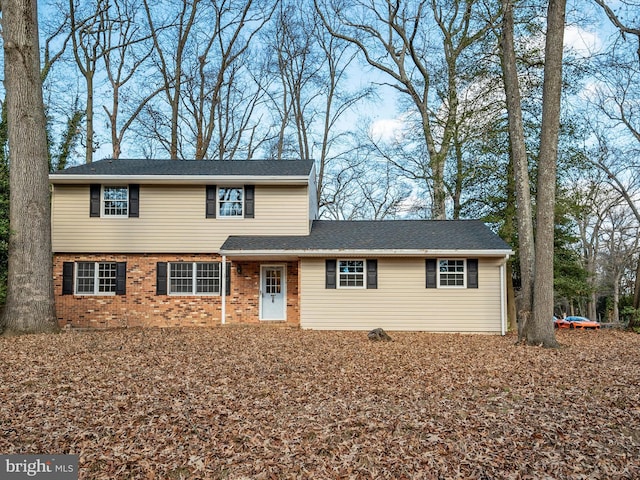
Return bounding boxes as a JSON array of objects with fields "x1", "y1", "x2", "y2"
[{"x1": 1, "y1": 327, "x2": 639, "y2": 479}]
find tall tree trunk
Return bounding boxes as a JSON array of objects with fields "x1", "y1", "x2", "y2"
[
  {"x1": 503, "y1": 147, "x2": 517, "y2": 331},
  {"x1": 529, "y1": 0, "x2": 566, "y2": 348},
  {"x1": 500, "y1": 0, "x2": 535, "y2": 339},
  {"x1": 586, "y1": 252, "x2": 598, "y2": 321},
  {"x1": 588, "y1": 290, "x2": 597, "y2": 322},
  {"x1": 633, "y1": 258, "x2": 640, "y2": 310},
  {"x1": 85, "y1": 71, "x2": 94, "y2": 163},
  {"x1": 507, "y1": 262, "x2": 517, "y2": 331},
  {"x1": 612, "y1": 274, "x2": 620, "y2": 323},
  {"x1": 1, "y1": 0, "x2": 58, "y2": 335},
  {"x1": 431, "y1": 155, "x2": 447, "y2": 220}
]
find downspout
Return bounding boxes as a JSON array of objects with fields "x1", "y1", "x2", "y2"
[
  {"x1": 221, "y1": 255, "x2": 226, "y2": 325},
  {"x1": 500, "y1": 257, "x2": 507, "y2": 336}
]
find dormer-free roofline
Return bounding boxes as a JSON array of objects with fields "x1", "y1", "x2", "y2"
[
  {"x1": 49, "y1": 158, "x2": 316, "y2": 185},
  {"x1": 220, "y1": 220, "x2": 514, "y2": 257}
]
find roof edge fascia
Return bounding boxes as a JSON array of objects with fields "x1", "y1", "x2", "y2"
[
  {"x1": 220, "y1": 249, "x2": 513, "y2": 258},
  {"x1": 49, "y1": 174, "x2": 310, "y2": 185}
]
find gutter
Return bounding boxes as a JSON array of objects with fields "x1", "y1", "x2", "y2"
[
  {"x1": 49, "y1": 174, "x2": 310, "y2": 186},
  {"x1": 221, "y1": 255, "x2": 226, "y2": 325},
  {"x1": 220, "y1": 248, "x2": 515, "y2": 258}
]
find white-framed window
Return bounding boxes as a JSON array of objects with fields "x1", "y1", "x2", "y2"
[
  {"x1": 218, "y1": 187, "x2": 243, "y2": 217},
  {"x1": 438, "y1": 259, "x2": 465, "y2": 287},
  {"x1": 103, "y1": 186, "x2": 128, "y2": 217},
  {"x1": 338, "y1": 259, "x2": 365, "y2": 288},
  {"x1": 75, "y1": 262, "x2": 117, "y2": 295},
  {"x1": 169, "y1": 262, "x2": 221, "y2": 295}
]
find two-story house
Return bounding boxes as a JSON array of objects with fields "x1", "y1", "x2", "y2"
[{"x1": 50, "y1": 158, "x2": 512, "y2": 333}]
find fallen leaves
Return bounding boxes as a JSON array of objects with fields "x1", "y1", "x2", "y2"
[{"x1": 1, "y1": 328, "x2": 639, "y2": 479}]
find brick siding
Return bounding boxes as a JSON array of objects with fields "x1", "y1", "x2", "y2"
[{"x1": 53, "y1": 254, "x2": 300, "y2": 329}]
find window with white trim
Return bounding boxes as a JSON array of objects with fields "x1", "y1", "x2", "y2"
[
  {"x1": 439, "y1": 259, "x2": 465, "y2": 287},
  {"x1": 76, "y1": 262, "x2": 117, "y2": 295},
  {"x1": 218, "y1": 187, "x2": 243, "y2": 217},
  {"x1": 169, "y1": 262, "x2": 221, "y2": 295},
  {"x1": 338, "y1": 260, "x2": 365, "y2": 288},
  {"x1": 103, "y1": 186, "x2": 128, "y2": 216}
]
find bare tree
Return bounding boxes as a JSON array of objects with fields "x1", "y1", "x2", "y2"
[
  {"x1": 314, "y1": 23, "x2": 372, "y2": 209},
  {"x1": 526, "y1": 0, "x2": 566, "y2": 348},
  {"x1": 99, "y1": 0, "x2": 161, "y2": 159},
  {"x1": 139, "y1": 0, "x2": 275, "y2": 159},
  {"x1": 588, "y1": 1, "x2": 640, "y2": 313},
  {"x1": 315, "y1": 0, "x2": 498, "y2": 219},
  {"x1": 40, "y1": 6, "x2": 72, "y2": 82},
  {"x1": 499, "y1": 0, "x2": 535, "y2": 339},
  {"x1": 1, "y1": 0, "x2": 58, "y2": 334},
  {"x1": 1, "y1": 3, "x2": 74, "y2": 168},
  {"x1": 262, "y1": 1, "x2": 310, "y2": 160},
  {"x1": 600, "y1": 206, "x2": 640, "y2": 323},
  {"x1": 182, "y1": 0, "x2": 275, "y2": 159},
  {"x1": 592, "y1": 0, "x2": 640, "y2": 61},
  {"x1": 500, "y1": 0, "x2": 566, "y2": 347},
  {"x1": 262, "y1": 1, "x2": 371, "y2": 212},
  {"x1": 142, "y1": 0, "x2": 200, "y2": 158},
  {"x1": 69, "y1": 0, "x2": 112, "y2": 163}
]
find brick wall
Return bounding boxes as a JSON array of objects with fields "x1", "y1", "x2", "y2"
[{"x1": 53, "y1": 254, "x2": 300, "y2": 329}]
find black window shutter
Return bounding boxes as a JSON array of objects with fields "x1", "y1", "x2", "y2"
[
  {"x1": 115, "y1": 262, "x2": 127, "y2": 295},
  {"x1": 225, "y1": 261, "x2": 231, "y2": 296},
  {"x1": 244, "y1": 185, "x2": 255, "y2": 218},
  {"x1": 467, "y1": 258, "x2": 479, "y2": 288},
  {"x1": 156, "y1": 262, "x2": 167, "y2": 295},
  {"x1": 90, "y1": 184, "x2": 101, "y2": 217},
  {"x1": 366, "y1": 259, "x2": 378, "y2": 289},
  {"x1": 426, "y1": 259, "x2": 437, "y2": 288},
  {"x1": 62, "y1": 262, "x2": 74, "y2": 295},
  {"x1": 128, "y1": 184, "x2": 139, "y2": 218},
  {"x1": 206, "y1": 185, "x2": 217, "y2": 218},
  {"x1": 326, "y1": 259, "x2": 337, "y2": 289}
]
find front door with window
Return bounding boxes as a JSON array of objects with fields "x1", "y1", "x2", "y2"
[{"x1": 260, "y1": 265, "x2": 286, "y2": 320}]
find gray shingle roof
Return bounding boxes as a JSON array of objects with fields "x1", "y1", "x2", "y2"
[
  {"x1": 221, "y1": 220, "x2": 512, "y2": 253},
  {"x1": 53, "y1": 158, "x2": 315, "y2": 177}
]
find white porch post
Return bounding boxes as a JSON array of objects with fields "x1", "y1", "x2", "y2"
[
  {"x1": 221, "y1": 255, "x2": 226, "y2": 325},
  {"x1": 500, "y1": 257, "x2": 507, "y2": 336}
]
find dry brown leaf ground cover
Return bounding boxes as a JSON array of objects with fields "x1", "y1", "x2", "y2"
[{"x1": 1, "y1": 327, "x2": 639, "y2": 479}]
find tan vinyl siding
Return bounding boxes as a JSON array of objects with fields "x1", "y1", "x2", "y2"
[
  {"x1": 52, "y1": 184, "x2": 310, "y2": 253},
  {"x1": 300, "y1": 257, "x2": 504, "y2": 333}
]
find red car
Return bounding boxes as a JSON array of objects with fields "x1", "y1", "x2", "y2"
[{"x1": 554, "y1": 316, "x2": 600, "y2": 330}]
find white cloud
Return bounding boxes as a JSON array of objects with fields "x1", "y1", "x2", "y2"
[
  {"x1": 564, "y1": 25, "x2": 603, "y2": 57},
  {"x1": 369, "y1": 117, "x2": 405, "y2": 143}
]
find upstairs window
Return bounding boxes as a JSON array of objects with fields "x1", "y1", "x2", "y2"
[
  {"x1": 205, "y1": 185, "x2": 254, "y2": 219},
  {"x1": 103, "y1": 186, "x2": 128, "y2": 216},
  {"x1": 90, "y1": 184, "x2": 139, "y2": 218},
  {"x1": 218, "y1": 187, "x2": 243, "y2": 217}
]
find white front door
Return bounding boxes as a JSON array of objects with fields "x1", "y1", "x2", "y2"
[{"x1": 260, "y1": 265, "x2": 286, "y2": 320}]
